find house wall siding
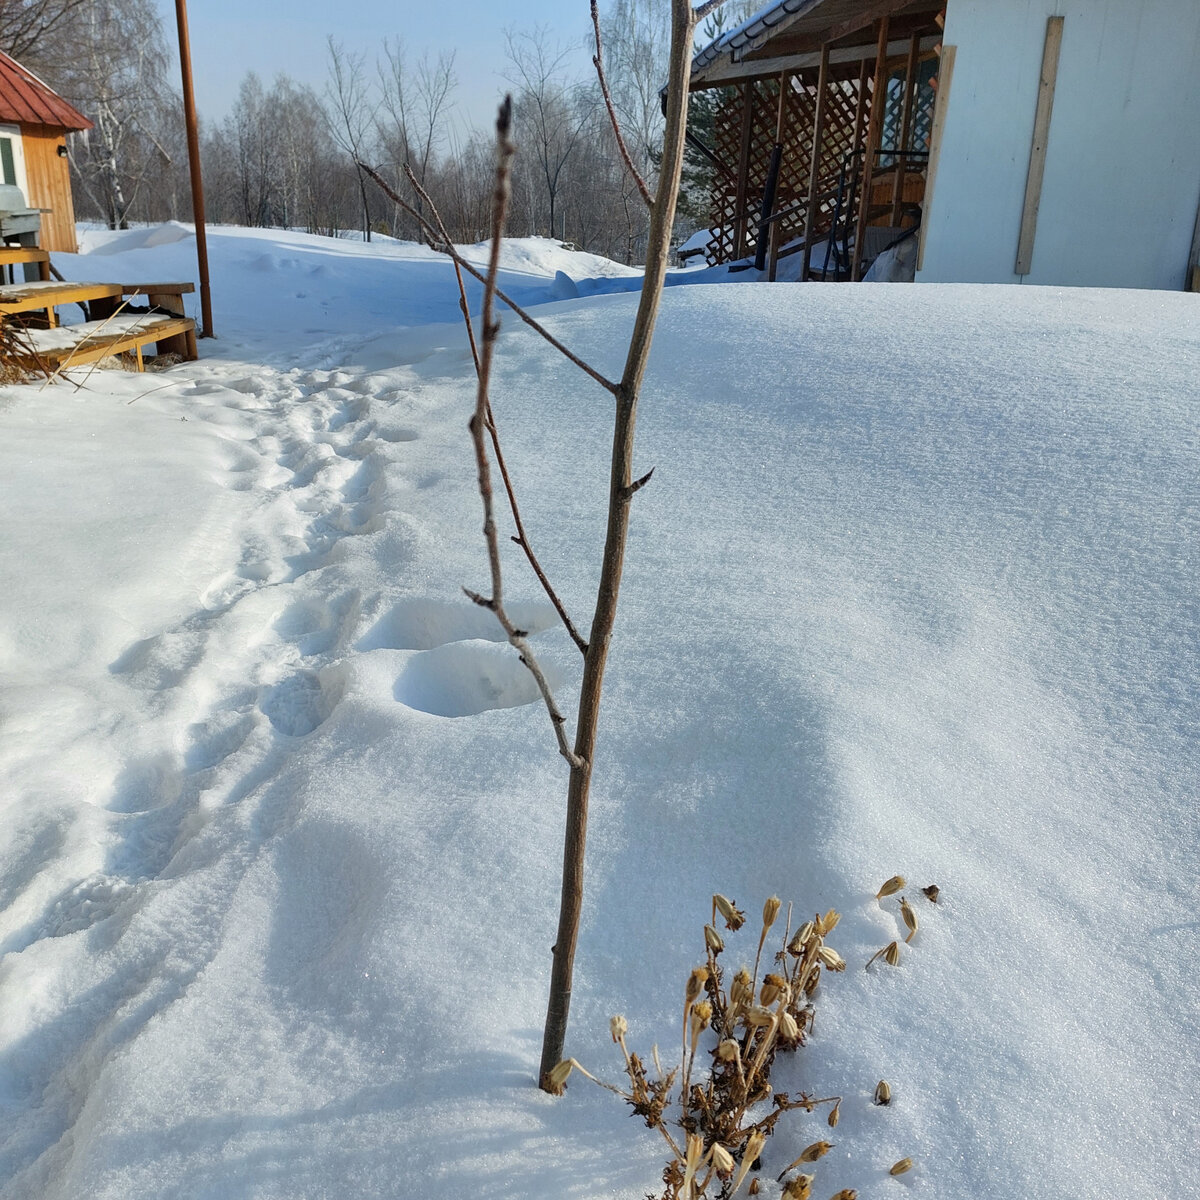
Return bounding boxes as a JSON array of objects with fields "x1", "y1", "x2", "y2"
[
  {"x1": 917, "y1": 0, "x2": 1200, "y2": 289},
  {"x1": 18, "y1": 124, "x2": 78, "y2": 253}
]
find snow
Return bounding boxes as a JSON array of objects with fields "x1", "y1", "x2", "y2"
[{"x1": 1, "y1": 223, "x2": 1197, "y2": 1200}]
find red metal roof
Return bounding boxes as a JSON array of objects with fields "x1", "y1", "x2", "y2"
[{"x1": 0, "y1": 51, "x2": 91, "y2": 131}]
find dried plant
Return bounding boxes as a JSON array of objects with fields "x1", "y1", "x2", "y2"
[
  {"x1": 0, "y1": 314, "x2": 47, "y2": 383},
  {"x1": 554, "y1": 895, "x2": 865, "y2": 1200}
]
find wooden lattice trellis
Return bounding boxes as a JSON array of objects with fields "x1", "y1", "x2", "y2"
[
  {"x1": 705, "y1": 68, "x2": 872, "y2": 267},
  {"x1": 701, "y1": 48, "x2": 937, "y2": 275}
]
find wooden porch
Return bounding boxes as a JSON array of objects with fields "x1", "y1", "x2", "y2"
[{"x1": 690, "y1": 1, "x2": 947, "y2": 281}]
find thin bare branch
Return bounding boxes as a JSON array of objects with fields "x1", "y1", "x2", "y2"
[
  {"x1": 357, "y1": 159, "x2": 619, "y2": 396},
  {"x1": 402, "y1": 163, "x2": 589, "y2": 656},
  {"x1": 590, "y1": 0, "x2": 653, "y2": 209},
  {"x1": 466, "y1": 99, "x2": 585, "y2": 770},
  {"x1": 693, "y1": 0, "x2": 729, "y2": 22},
  {"x1": 625, "y1": 466, "x2": 655, "y2": 498}
]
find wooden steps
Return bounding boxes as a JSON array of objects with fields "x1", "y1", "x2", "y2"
[
  {"x1": 0, "y1": 246, "x2": 197, "y2": 371},
  {"x1": 12, "y1": 314, "x2": 197, "y2": 371}
]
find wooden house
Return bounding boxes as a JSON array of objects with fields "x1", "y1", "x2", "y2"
[
  {"x1": 689, "y1": 0, "x2": 1200, "y2": 291},
  {"x1": 0, "y1": 50, "x2": 91, "y2": 254}
]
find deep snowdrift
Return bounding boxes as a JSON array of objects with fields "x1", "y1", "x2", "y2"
[{"x1": 0, "y1": 225, "x2": 1196, "y2": 1200}]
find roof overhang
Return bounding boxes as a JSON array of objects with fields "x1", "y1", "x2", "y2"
[
  {"x1": 691, "y1": 0, "x2": 944, "y2": 89},
  {"x1": 0, "y1": 50, "x2": 92, "y2": 131}
]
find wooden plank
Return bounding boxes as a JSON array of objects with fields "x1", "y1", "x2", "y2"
[
  {"x1": 0, "y1": 246, "x2": 49, "y2": 265},
  {"x1": 917, "y1": 43, "x2": 955, "y2": 274},
  {"x1": 852, "y1": 15, "x2": 891, "y2": 280},
  {"x1": 18, "y1": 316, "x2": 197, "y2": 371},
  {"x1": 1015, "y1": 16, "x2": 1065, "y2": 276},
  {"x1": 0, "y1": 281, "x2": 123, "y2": 315},
  {"x1": 801, "y1": 42, "x2": 832, "y2": 281}
]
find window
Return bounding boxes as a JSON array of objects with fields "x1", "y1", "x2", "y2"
[{"x1": 0, "y1": 135, "x2": 15, "y2": 186}]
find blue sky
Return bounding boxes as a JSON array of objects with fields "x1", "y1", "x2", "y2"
[{"x1": 160, "y1": 0, "x2": 594, "y2": 137}]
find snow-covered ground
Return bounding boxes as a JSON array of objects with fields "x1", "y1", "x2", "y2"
[{"x1": 1, "y1": 224, "x2": 1197, "y2": 1200}]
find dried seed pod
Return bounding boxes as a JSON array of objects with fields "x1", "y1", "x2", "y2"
[
  {"x1": 730, "y1": 968, "x2": 755, "y2": 1009},
  {"x1": 760, "y1": 972, "x2": 788, "y2": 1006},
  {"x1": 889, "y1": 1157, "x2": 914, "y2": 1176},
  {"x1": 704, "y1": 924, "x2": 725, "y2": 954},
  {"x1": 763, "y1": 895, "x2": 782, "y2": 930},
  {"x1": 545, "y1": 1059, "x2": 574, "y2": 1093},
  {"x1": 830, "y1": 1191, "x2": 858, "y2": 1200},
  {"x1": 690, "y1": 1000, "x2": 713, "y2": 1037},
  {"x1": 790, "y1": 921, "x2": 816, "y2": 954},
  {"x1": 779, "y1": 1011, "x2": 800, "y2": 1041},
  {"x1": 744, "y1": 1005, "x2": 775, "y2": 1028},
  {"x1": 610, "y1": 1014, "x2": 627, "y2": 1042},
  {"x1": 685, "y1": 967, "x2": 709, "y2": 1005},
  {"x1": 803, "y1": 965, "x2": 821, "y2": 996},
  {"x1": 816, "y1": 945, "x2": 846, "y2": 972},
  {"x1": 876, "y1": 875, "x2": 906, "y2": 901},
  {"x1": 899, "y1": 898, "x2": 918, "y2": 944},
  {"x1": 827, "y1": 1099, "x2": 841, "y2": 1128},
  {"x1": 715, "y1": 893, "x2": 747, "y2": 931},
  {"x1": 782, "y1": 1174, "x2": 814, "y2": 1199},
  {"x1": 796, "y1": 1141, "x2": 835, "y2": 1163},
  {"x1": 884, "y1": 940, "x2": 901, "y2": 966},
  {"x1": 716, "y1": 1039, "x2": 741, "y2": 1062},
  {"x1": 731, "y1": 1131, "x2": 767, "y2": 1196},
  {"x1": 817, "y1": 908, "x2": 841, "y2": 936},
  {"x1": 922, "y1": 884, "x2": 940, "y2": 903},
  {"x1": 710, "y1": 1143, "x2": 735, "y2": 1175},
  {"x1": 874, "y1": 1079, "x2": 892, "y2": 1106}
]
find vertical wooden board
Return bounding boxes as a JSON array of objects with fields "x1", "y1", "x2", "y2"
[
  {"x1": 1188, "y1": 192, "x2": 1200, "y2": 289},
  {"x1": 1015, "y1": 16, "x2": 1065, "y2": 277},
  {"x1": 853, "y1": 16, "x2": 892, "y2": 280},
  {"x1": 917, "y1": 44, "x2": 956, "y2": 273},
  {"x1": 801, "y1": 44, "x2": 832, "y2": 280},
  {"x1": 18, "y1": 125, "x2": 78, "y2": 253}
]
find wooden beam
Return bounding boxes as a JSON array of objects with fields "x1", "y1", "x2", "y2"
[
  {"x1": 916, "y1": 43, "x2": 955, "y2": 274},
  {"x1": 692, "y1": 35, "x2": 942, "y2": 90},
  {"x1": 802, "y1": 42, "x2": 832, "y2": 281},
  {"x1": 852, "y1": 16, "x2": 891, "y2": 280},
  {"x1": 890, "y1": 33, "x2": 922, "y2": 223},
  {"x1": 733, "y1": 82, "x2": 755, "y2": 259},
  {"x1": 826, "y1": 0, "x2": 929, "y2": 44},
  {"x1": 767, "y1": 72, "x2": 791, "y2": 281},
  {"x1": 1015, "y1": 16, "x2": 1065, "y2": 277}
]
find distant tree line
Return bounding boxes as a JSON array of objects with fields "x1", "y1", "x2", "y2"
[{"x1": 2, "y1": 0, "x2": 760, "y2": 261}]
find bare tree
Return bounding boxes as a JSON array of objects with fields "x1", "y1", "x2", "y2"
[
  {"x1": 361, "y1": 0, "x2": 730, "y2": 1093},
  {"x1": 377, "y1": 39, "x2": 457, "y2": 239},
  {"x1": 504, "y1": 27, "x2": 590, "y2": 241},
  {"x1": 0, "y1": 0, "x2": 90, "y2": 62},
  {"x1": 53, "y1": 0, "x2": 173, "y2": 229},
  {"x1": 325, "y1": 38, "x2": 377, "y2": 241}
]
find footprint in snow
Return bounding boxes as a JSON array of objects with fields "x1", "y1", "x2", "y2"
[{"x1": 393, "y1": 640, "x2": 564, "y2": 719}]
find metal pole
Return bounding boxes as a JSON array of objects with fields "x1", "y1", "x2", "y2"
[{"x1": 174, "y1": 0, "x2": 214, "y2": 337}]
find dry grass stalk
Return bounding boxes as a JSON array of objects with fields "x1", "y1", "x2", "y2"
[{"x1": 0, "y1": 314, "x2": 49, "y2": 383}]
